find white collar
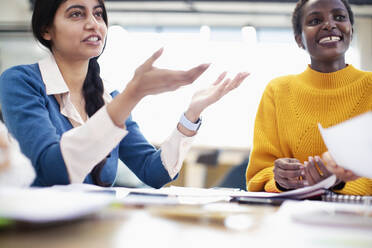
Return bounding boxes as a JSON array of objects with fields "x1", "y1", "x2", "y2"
[
  {"x1": 38, "y1": 53, "x2": 69, "y2": 95},
  {"x1": 38, "y1": 53, "x2": 116, "y2": 96},
  {"x1": 37, "y1": 53, "x2": 113, "y2": 126}
]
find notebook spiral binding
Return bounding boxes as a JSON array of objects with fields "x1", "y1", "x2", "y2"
[{"x1": 322, "y1": 190, "x2": 372, "y2": 205}]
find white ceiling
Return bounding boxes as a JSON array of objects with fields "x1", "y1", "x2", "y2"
[
  {"x1": 106, "y1": 1, "x2": 372, "y2": 27},
  {"x1": 1, "y1": 0, "x2": 372, "y2": 30}
]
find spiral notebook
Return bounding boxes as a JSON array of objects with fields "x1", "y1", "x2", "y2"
[{"x1": 322, "y1": 190, "x2": 372, "y2": 205}]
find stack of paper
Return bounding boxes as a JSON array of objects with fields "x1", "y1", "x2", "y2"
[{"x1": 319, "y1": 111, "x2": 372, "y2": 178}]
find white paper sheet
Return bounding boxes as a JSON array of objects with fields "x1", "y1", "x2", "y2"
[
  {"x1": 260, "y1": 201, "x2": 372, "y2": 248},
  {"x1": 126, "y1": 185, "x2": 276, "y2": 198},
  {"x1": 0, "y1": 187, "x2": 112, "y2": 223},
  {"x1": 319, "y1": 111, "x2": 372, "y2": 178},
  {"x1": 276, "y1": 174, "x2": 336, "y2": 199},
  {"x1": 113, "y1": 176, "x2": 336, "y2": 200}
]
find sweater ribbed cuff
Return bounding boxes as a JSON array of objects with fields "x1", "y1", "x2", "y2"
[
  {"x1": 331, "y1": 181, "x2": 346, "y2": 190},
  {"x1": 275, "y1": 181, "x2": 290, "y2": 192}
]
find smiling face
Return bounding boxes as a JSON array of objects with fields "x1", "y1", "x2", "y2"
[
  {"x1": 295, "y1": 0, "x2": 353, "y2": 65},
  {"x1": 43, "y1": 0, "x2": 107, "y2": 61}
]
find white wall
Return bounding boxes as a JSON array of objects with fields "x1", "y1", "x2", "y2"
[
  {"x1": 355, "y1": 18, "x2": 372, "y2": 71},
  {"x1": 1, "y1": 0, "x2": 371, "y2": 70},
  {"x1": 0, "y1": 0, "x2": 31, "y2": 23},
  {"x1": 0, "y1": 1, "x2": 371, "y2": 148}
]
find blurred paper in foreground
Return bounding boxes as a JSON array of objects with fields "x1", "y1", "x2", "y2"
[
  {"x1": 0, "y1": 187, "x2": 112, "y2": 223},
  {"x1": 318, "y1": 111, "x2": 372, "y2": 178}
]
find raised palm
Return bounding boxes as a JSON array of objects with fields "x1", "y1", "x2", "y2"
[
  {"x1": 188, "y1": 71, "x2": 250, "y2": 117},
  {"x1": 129, "y1": 48, "x2": 209, "y2": 99}
]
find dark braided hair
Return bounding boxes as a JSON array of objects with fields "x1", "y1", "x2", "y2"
[
  {"x1": 83, "y1": 57, "x2": 110, "y2": 187},
  {"x1": 291, "y1": 0, "x2": 354, "y2": 37},
  {"x1": 32, "y1": 0, "x2": 110, "y2": 186}
]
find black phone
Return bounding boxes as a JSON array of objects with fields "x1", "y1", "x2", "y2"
[{"x1": 230, "y1": 196, "x2": 293, "y2": 206}]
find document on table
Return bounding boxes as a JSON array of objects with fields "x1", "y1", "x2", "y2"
[
  {"x1": 116, "y1": 176, "x2": 336, "y2": 202},
  {"x1": 319, "y1": 111, "x2": 372, "y2": 178},
  {"x1": 0, "y1": 187, "x2": 112, "y2": 223},
  {"x1": 288, "y1": 201, "x2": 372, "y2": 228},
  {"x1": 261, "y1": 200, "x2": 372, "y2": 248}
]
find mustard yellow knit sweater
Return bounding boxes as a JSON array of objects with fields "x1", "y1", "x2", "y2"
[{"x1": 246, "y1": 65, "x2": 372, "y2": 195}]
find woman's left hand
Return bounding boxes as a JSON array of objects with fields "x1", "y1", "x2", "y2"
[
  {"x1": 322, "y1": 151, "x2": 360, "y2": 182},
  {"x1": 184, "y1": 71, "x2": 250, "y2": 123}
]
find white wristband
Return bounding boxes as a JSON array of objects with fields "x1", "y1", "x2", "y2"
[{"x1": 179, "y1": 113, "x2": 202, "y2": 131}]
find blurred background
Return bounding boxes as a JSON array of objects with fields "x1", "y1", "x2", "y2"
[{"x1": 1, "y1": 0, "x2": 372, "y2": 188}]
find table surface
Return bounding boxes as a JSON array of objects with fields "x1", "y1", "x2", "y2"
[{"x1": 0, "y1": 203, "x2": 278, "y2": 248}]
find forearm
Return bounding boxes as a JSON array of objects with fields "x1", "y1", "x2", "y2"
[
  {"x1": 62, "y1": 106, "x2": 128, "y2": 183},
  {"x1": 118, "y1": 115, "x2": 195, "y2": 186},
  {"x1": 175, "y1": 104, "x2": 202, "y2": 137},
  {"x1": 333, "y1": 177, "x2": 372, "y2": 195},
  {"x1": 247, "y1": 165, "x2": 276, "y2": 192},
  {"x1": 107, "y1": 81, "x2": 142, "y2": 128},
  {"x1": 160, "y1": 128, "x2": 195, "y2": 179}
]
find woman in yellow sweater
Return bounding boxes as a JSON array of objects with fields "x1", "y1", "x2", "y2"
[{"x1": 246, "y1": 0, "x2": 372, "y2": 195}]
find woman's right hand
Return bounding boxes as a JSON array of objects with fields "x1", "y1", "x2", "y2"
[
  {"x1": 107, "y1": 48, "x2": 209, "y2": 128},
  {"x1": 126, "y1": 48, "x2": 210, "y2": 100},
  {"x1": 274, "y1": 158, "x2": 306, "y2": 190}
]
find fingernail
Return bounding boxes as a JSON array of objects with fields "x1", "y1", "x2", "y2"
[
  {"x1": 301, "y1": 170, "x2": 305, "y2": 176},
  {"x1": 156, "y1": 47, "x2": 164, "y2": 54},
  {"x1": 303, "y1": 180, "x2": 309, "y2": 186}
]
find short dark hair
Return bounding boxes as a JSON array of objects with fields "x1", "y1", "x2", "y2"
[
  {"x1": 291, "y1": 0, "x2": 354, "y2": 37},
  {"x1": 32, "y1": 0, "x2": 108, "y2": 50}
]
